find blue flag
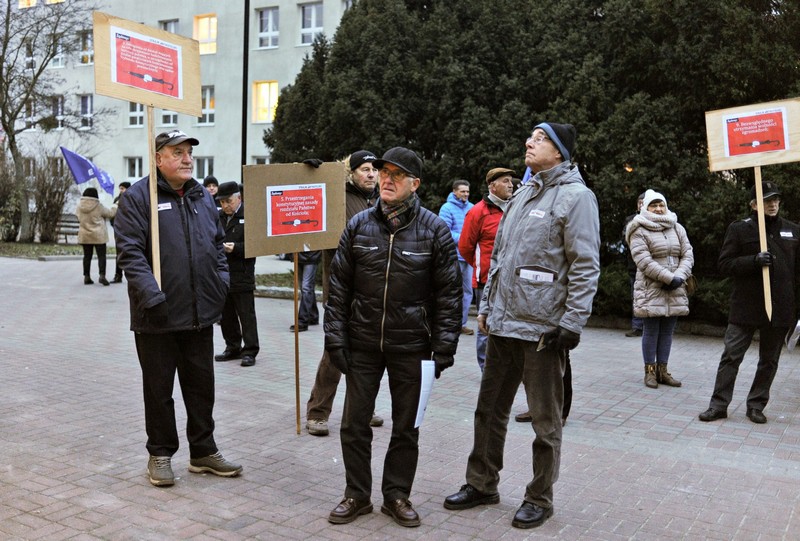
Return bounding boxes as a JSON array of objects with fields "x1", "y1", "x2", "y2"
[{"x1": 59, "y1": 146, "x2": 115, "y2": 196}]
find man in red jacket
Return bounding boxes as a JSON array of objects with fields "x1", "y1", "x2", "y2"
[{"x1": 458, "y1": 167, "x2": 515, "y2": 371}]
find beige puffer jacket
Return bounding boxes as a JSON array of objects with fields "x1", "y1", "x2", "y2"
[
  {"x1": 625, "y1": 210, "x2": 693, "y2": 318},
  {"x1": 75, "y1": 196, "x2": 116, "y2": 244}
]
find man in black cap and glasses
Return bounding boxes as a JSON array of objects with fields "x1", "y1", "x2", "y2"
[
  {"x1": 324, "y1": 147, "x2": 462, "y2": 527},
  {"x1": 115, "y1": 130, "x2": 242, "y2": 488},
  {"x1": 699, "y1": 181, "x2": 800, "y2": 425}
]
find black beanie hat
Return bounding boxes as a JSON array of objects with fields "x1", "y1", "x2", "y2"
[
  {"x1": 82, "y1": 187, "x2": 99, "y2": 198},
  {"x1": 533, "y1": 122, "x2": 577, "y2": 162}
]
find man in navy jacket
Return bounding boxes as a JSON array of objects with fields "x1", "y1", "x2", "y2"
[{"x1": 115, "y1": 130, "x2": 242, "y2": 487}]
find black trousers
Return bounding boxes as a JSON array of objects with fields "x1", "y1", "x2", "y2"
[
  {"x1": 220, "y1": 291, "x2": 260, "y2": 357},
  {"x1": 341, "y1": 349, "x2": 424, "y2": 503},
  {"x1": 81, "y1": 244, "x2": 106, "y2": 276},
  {"x1": 134, "y1": 326, "x2": 218, "y2": 458},
  {"x1": 708, "y1": 323, "x2": 786, "y2": 412}
]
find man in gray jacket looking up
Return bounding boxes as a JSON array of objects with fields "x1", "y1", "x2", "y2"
[{"x1": 444, "y1": 122, "x2": 600, "y2": 529}]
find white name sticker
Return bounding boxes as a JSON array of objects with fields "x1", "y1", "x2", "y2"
[
  {"x1": 781, "y1": 231, "x2": 793, "y2": 238},
  {"x1": 239, "y1": 219, "x2": 245, "y2": 224},
  {"x1": 529, "y1": 209, "x2": 546, "y2": 218},
  {"x1": 157, "y1": 203, "x2": 172, "y2": 211},
  {"x1": 519, "y1": 269, "x2": 555, "y2": 283}
]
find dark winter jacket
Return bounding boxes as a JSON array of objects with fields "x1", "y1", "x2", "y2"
[
  {"x1": 220, "y1": 203, "x2": 256, "y2": 293},
  {"x1": 719, "y1": 213, "x2": 800, "y2": 328},
  {"x1": 324, "y1": 194, "x2": 462, "y2": 355},
  {"x1": 114, "y1": 174, "x2": 229, "y2": 333}
]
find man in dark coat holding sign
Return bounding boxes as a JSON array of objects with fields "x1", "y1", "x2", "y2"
[
  {"x1": 115, "y1": 130, "x2": 242, "y2": 488},
  {"x1": 699, "y1": 181, "x2": 800, "y2": 424}
]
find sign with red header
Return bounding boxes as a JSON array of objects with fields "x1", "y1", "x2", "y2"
[
  {"x1": 268, "y1": 184, "x2": 326, "y2": 236},
  {"x1": 111, "y1": 28, "x2": 182, "y2": 99},
  {"x1": 705, "y1": 98, "x2": 800, "y2": 171},
  {"x1": 723, "y1": 107, "x2": 787, "y2": 157}
]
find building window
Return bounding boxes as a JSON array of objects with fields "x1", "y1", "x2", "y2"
[
  {"x1": 300, "y1": 3, "x2": 323, "y2": 45},
  {"x1": 253, "y1": 156, "x2": 269, "y2": 165},
  {"x1": 24, "y1": 101, "x2": 35, "y2": 130},
  {"x1": 46, "y1": 0, "x2": 65, "y2": 3},
  {"x1": 126, "y1": 157, "x2": 143, "y2": 181},
  {"x1": 128, "y1": 102, "x2": 144, "y2": 127},
  {"x1": 253, "y1": 81, "x2": 279, "y2": 123},
  {"x1": 52, "y1": 95, "x2": 64, "y2": 129},
  {"x1": 79, "y1": 31, "x2": 93, "y2": 65},
  {"x1": 22, "y1": 158, "x2": 35, "y2": 178},
  {"x1": 194, "y1": 14, "x2": 217, "y2": 55},
  {"x1": 257, "y1": 7, "x2": 279, "y2": 48},
  {"x1": 48, "y1": 157, "x2": 65, "y2": 177},
  {"x1": 79, "y1": 94, "x2": 93, "y2": 129},
  {"x1": 198, "y1": 86, "x2": 215, "y2": 125},
  {"x1": 160, "y1": 109, "x2": 178, "y2": 126},
  {"x1": 49, "y1": 36, "x2": 65, "y2": 68},
  {"x1": 24, "y1": 40, "x2": 36, "y2": 71},
  {"x1": 19, "y1": 0, "x2": 36, "y2": 7},
  {"x1": 195, "y1": 157, "x2": 213, "y2": 179},
  {"x1": 159, "y1": 19, "x2": 179, "y2": 34}
]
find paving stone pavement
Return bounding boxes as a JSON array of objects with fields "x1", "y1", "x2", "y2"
[{"x1": 2, "y1": 256, "x2": 800, "y2": 540}]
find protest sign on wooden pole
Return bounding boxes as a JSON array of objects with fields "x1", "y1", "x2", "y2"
[
  {"x1": 243, "y1": 163, "x2": 347, "y2": 433},
  {"x1": 705, "y1": 98, "x2": 800, "y2": 320},
  {"x1": 93, "y1": 12, "x2": 201, "y2": 286}
]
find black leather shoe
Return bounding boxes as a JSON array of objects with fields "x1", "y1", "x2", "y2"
[
  {"x1": 747, "y1": 408, "x2": 767, "y2": 424},
  {"x1": 240, "y1": 356, "x2": 255, "y2": 367},
  {"x1": 511, "y1": 501, "x2": 553, "y2": 529},
  {"x1": 698, "y1": 408, "x2": 727, "y2": 422},
  {"x1": 289, "y1": 324, "x2": 308, "y2": 332},
  {"x1": 443, "y1": 484, "x2": 500, "y2": 510},
  {"x1": 214, "y1": 350, "x2": 241, "y2": 362},
  {"x1": 381, "y1": 498, "x2": 420, "y2": 527},
  {"x1": 328, "y1": 497, "x2": 372, "y2": 524}
]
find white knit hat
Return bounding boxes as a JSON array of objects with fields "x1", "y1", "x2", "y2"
[{"x1": 642, "y1": 189, "x2": 667, "y2": 211}]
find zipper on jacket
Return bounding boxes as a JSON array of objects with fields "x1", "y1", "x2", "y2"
[
  {"x1": 378, "y1": 212, "x2": 417, "y2": 351},
  {"x1": 177, "y1": 195, "x2": 200, "y2": 329}
]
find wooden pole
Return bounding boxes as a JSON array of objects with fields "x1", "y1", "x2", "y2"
[
  {"x1": 146, "y1": 106, "x2": 161, "y2": 288},
  {"x1": 294, "y1": 253, "x2": 301, "y2": 434},
  {"x1": 754, "y1": 166, "x2": 772, "y2": 320}
]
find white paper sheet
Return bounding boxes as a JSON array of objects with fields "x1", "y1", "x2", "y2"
[{"x1": 415, "y1": 360, "x2": 436, "y2": 428}]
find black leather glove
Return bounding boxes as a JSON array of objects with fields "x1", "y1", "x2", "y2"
[
  {"x1": 662, "y1": 276, "x2": 684, "y2": 291},
  {"x1": 542, "y1": 326, "x2": 581, "y2": 351},
  {"x1": 144, "y1": 301, "x2": 169, "y2": 326},
  {"x1": 327, "y1": 348, "x2": 351, "y2": 375},
  {"x1": 302, "y1": 158, "x2": 323, "y2": 168},
  {"x1": 432, "y1": 352, "x2": 454, "y2": 379},
  {"x1": 754, "y1": 251, "x2": 774, "y2": 267}
]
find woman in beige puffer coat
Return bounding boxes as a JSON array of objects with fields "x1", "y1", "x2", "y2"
[
  {"x1": 625, "y1": 189, "x2": 694, "y2": 389},
  {"x1": 75, "y1": 187, "x2": 116, "y2": 285}
]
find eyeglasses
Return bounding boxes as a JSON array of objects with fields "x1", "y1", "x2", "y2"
[
  {"x1": 527, "y1": 134, "x2": 551, "y2": 145},
  {"x1": 379, "y1": 168, "x2": 414, "y2": 182}
]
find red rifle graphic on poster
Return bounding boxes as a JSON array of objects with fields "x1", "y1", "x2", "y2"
[
  {"x1": 267, "y1": 184, "x2": 326, "y2": 236},
  {"x1": 724, "y1": 107, "x2": 789, "y2": 157},
  {"x1": 110, "y1": 26, "x2": 182, "y2": 99}
]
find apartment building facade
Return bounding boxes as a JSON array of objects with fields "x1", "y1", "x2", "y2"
[{"x1": 13, "y1": 0, "x2": 350, "y2": 207}]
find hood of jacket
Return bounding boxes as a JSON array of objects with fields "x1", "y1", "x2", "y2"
[
  {"x1": 446, "y1": 191, "x2": 470, "y2": 209},
  {"x1": 77, "y1": 196, "x2": 100, "y2": 213}
]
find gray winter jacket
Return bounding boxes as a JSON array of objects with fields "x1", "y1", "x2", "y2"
[
  {"x1": 480, "y1": 161, "x2": 600, "y2": 341},
  {"x1": 625, "y1": 210, "x2": 693, "y2": 318}
]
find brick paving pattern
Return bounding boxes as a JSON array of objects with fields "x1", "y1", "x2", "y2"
[{"x1": 2, "y1": 256, "x2": 799, "y2": 540}]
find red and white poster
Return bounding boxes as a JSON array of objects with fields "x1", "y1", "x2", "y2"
[
  {"x1": 267, "y1": 184, "x2": 327, "y2": 236},
  {"x1": 109, "y1": 26, "x2": 182, "y2": 99},
  {"x1": 723, "y1": 107, "x2": 789, "y2": 157}
]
